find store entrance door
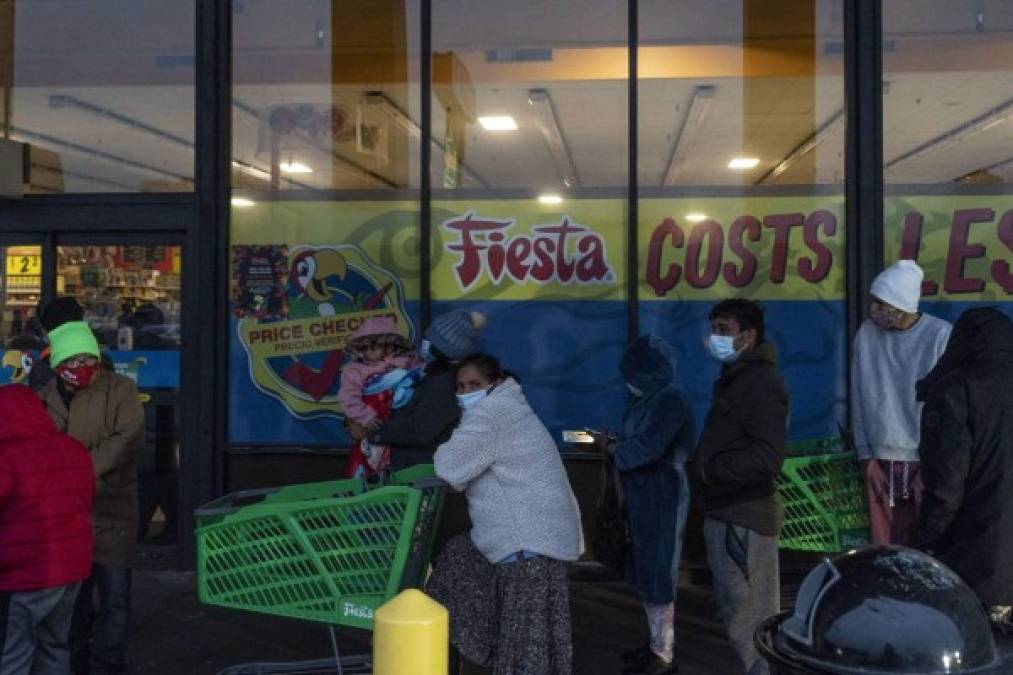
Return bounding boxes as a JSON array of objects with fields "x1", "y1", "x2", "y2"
[{"x1": 55, "y1": 240, "x2": 184, "y2": 551}]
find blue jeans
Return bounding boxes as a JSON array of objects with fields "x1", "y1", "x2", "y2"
[
  {"x1": 0, "y1": 582, "x2": 81, "y2": 675},
  {"x1": 70, "y1": 566, "x2": 131, "y2": 675}
]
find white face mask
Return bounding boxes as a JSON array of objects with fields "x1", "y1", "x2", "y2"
[
  {"x1": 627, "y1": 383, "x2": 643, "y2": 397},
  {"x1": 707, "y1": 334, "x2": 741, "y2": 364},
  {"x1": 419, "y1": 339, "x2": 433, "y2": 362},
  {"x1": 457, "y1": 388, "x2": 489, "y2": 411}
]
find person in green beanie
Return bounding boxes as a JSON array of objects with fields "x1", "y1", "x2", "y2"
[{"x1": 39, "y1": 320, "x2": 145, "y2": 675}]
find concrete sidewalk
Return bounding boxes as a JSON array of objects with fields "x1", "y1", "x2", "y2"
[
  {"x1": 126, "y1": 569, "x2": 1013, "y2": 674},
  {"x1": 127, "y1": 570, "x2": 740, "y2": 674}
]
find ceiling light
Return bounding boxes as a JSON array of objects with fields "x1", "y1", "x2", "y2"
[
  {"x1": 478, "y1": 116, "x2": 518, "y2": 131},
  {"x1": 231, "y1": 197, "x2": 255, "y2": 208},
  {"x1": 685, "y1": 213, "x2": 707, "y2": 223},
  {"x1": 538, "y1": 193, "x2": 563, "y2": 205},
  {"x1": 528, "y1": 89, "x2": 579, "y2": 188},
  {"x1": 662, "y1": 85, "x2": 715, "y2": 186},
  {"x1": 728, "y1": 157, "x2": 760, "y2": 170},
  {"x1": 279, "y1": 161, "x2": 313, "y2": 174}
]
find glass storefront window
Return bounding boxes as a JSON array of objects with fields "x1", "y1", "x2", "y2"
[
  {"x1": 638, "y1": 0, "x2": 848, "y2": 440},
  {"x1": 1, "y1": 1, "x2": 196, "y2": 193},
  {"x1": 430, "y1": 0, "x2": 628, "y2": 191},
  {"x1": 230, "y1": 1, "x2": 422, "y2": 446},
  {"x1": 883, "y1": 1, "x2": 1013, "y2": 323},
  {"x1": 232, "y1": 0, "x2": 421, "y2": 193},
  {"x1": 429, "y1": 0, "x2": 629, "y2": 438},
  {"x1": 57, "y1": 245, "x2": 183, "y2": 543}
]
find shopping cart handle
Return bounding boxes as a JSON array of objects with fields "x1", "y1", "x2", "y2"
[{"x1": 194, "y1": 486, "x2": 282, "y2": 517}]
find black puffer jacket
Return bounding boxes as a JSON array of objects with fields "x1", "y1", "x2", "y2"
[
  {"x1": 372, "y1": 360, "x2": 461, "y2": 470},
  {"x1": 691, "y1": 341, "x2": 789, "y2": 536},
  {"x1": 916, "y1": 307, "x2": 1013, "y2": 606}
]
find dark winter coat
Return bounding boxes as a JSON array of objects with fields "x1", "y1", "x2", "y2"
[
  {"x1": 616, "y1": 335, "x2": 695, "y2": 604},
  {"x1": 916, "y1": 307, "x2": 1013, "y2": 606},
  {"x1": 692, "y1": 341, "x2": 789, "y2": 537},
  {"x1": 0, "y1": 384, "x2": 94, "y2": 592},
  {"x1": 373, "y1": 360, "x2": 461, "y2": 469},
  {"x1": 41, "y1": 369, "x2": 145, "y2": 567}
]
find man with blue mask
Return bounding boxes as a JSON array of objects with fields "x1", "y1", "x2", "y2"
[{"x1": 691, "y1": 299, "x2": 788, "y2": 675}]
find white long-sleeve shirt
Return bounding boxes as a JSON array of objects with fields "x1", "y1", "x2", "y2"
[{"x1": 852, "y1": 314, "x2": 952, "y2": 462}]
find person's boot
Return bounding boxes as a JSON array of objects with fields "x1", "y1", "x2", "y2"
[
  {"x1": 625, "y1": 653, "x2": 679, "y2": 675},
  {"x1": 621, "y1": 641, "x2": 653, "y2": 668}
]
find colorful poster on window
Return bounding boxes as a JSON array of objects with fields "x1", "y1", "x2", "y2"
[{"x1": 229, "y1": 202, "x2": 421, "y2": 445}]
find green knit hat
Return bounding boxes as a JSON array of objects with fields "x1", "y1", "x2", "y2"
[{"x1": 49, "y1": 321, "x2": 100, "y2": 367}]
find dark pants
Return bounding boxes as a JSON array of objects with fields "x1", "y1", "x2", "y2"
[
  {"x1": 0, "y1": 582, "x2": 81, "y2": 675},
  {"x1": 71, "y1": 566, "x2": 131, "y2": 675}
]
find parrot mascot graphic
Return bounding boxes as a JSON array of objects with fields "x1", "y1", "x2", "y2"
[
  {"x1": 281, "y1": 248, "x2": 394, "y2": 401},
  {"x1": 0, "y1": 349, "x2": 36, "y2": 386}
]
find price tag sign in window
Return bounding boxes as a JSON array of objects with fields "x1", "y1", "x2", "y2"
[{"x1": 6, "y1": 254, "x2": 42, "y2": 276}]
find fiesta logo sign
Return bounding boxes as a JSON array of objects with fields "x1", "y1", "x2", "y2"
[{"x1": 442, "y1": 212, "x2": 614, "y2": 291}]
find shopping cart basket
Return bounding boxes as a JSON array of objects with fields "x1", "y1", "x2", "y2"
[
  {"x1": 195, "y1": 464, "x2": 446, "y2": 673},
  {"x1": 777, "y1": 451, "x2": 870, "y2": 553}
]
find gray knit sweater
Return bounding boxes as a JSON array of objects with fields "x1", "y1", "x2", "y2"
[{"x1": 434, "y1": 378, "x2": 583, "y2": 564}]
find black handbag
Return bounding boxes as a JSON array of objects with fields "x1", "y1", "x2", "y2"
[{"x1": 591, "y1": 456, "x2": 630, "y2": 577}]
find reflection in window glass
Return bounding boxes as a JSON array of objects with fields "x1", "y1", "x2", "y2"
[
  {"x1": 232, "y1": 0, "x2": 421, "y2": 193},
  {"x1": 883, "y1": 1, "x2": 1013, "y2": 320},
  {"x1": 428, "y1": 0, "x2": 628, "y2": 439},
  {"x1": 884, "y1": 2, "x2": 1013, "y2": 186},
  {"x1": 1, "y1": 1, "x2": 196, "y2": 193},
  {"x1": 229, "y1": 2, "x2": 422, "y2": 446},
  {"x1": 430, "y1": 0, "x2": 627, "y2": 190},
  {"x1": 638, "y1": 0, "x2": 847, "y2": 441}
]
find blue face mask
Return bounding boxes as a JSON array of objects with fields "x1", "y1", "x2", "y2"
[
  {"x1": 419, "y1": 339, "x2": 433, "y2": 362},
  {"x1": 457, "y1": 388, "x2": 489, "y2": 411},
  {"x1": 707, "y1": 334, "x2": 741, "y2": 364}
]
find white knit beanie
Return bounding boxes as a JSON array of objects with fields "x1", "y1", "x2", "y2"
[{"x1": 870, "y1": 260, "x2": 924, "y2": 314}]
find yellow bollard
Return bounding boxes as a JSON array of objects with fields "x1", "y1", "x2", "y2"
[{"x1": 373, "y1": 589, "x2": 448, "y2": 675}]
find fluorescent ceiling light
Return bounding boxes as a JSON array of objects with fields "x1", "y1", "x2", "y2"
[
  {"x1": 685, "y1": 213, "x2": 707, "y2": 223},
  {"x1": 728, "y1": 157, "x2": 760, "y2": 170},
  {"x1": 663, "y1": 85, "x2": 716, "y2": 186},
  {"x1": 887, "y1": 96, "x2": 1013, "y2": 171},
  {"x1": 478, "y1": 116, "x2": 518, "y2": 131},
  {"x1": 231, "y1": 197, "x2": 255, "y2": 208},
  {"x1": 538, "y1": 193, "x2": 563, "y2": 205},
  {"x1": 528, "y1": 89, "x2": 579, "y2": 188},
  {"x1": 279, "y1": 161, "x2": 313, "y2": 174},
  {"x1": 759, "y1": 109, "x2": 844, "y2": 185}
]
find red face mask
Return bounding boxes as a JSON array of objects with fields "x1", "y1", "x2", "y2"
[{"x1": 57, "y1": 363, "x2": 101, "y2": 388}]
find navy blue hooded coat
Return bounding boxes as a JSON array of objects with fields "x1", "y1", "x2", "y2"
[{"x1": 616, "y1": 335, "x2": 695, "y2": 604}]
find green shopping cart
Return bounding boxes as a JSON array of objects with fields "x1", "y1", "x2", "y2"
[
  {"x1": 195, "y1": 464, "x2": 446, "y2": 674},
  {"x1": 777, "y1": 450, "x2": 871, "y2": 553}
]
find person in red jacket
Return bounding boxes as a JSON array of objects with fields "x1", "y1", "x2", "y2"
[{"x1": 0, "y1": 384, "x2": 95, "y2": 675}]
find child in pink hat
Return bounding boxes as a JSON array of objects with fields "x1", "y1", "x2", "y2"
[{"x1": 338, "y1": 316, "x2": 421, "y2": 477}]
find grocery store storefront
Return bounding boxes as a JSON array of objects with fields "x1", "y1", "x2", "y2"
[{"x1": 0, "y1": 0, "x2": 1011, "y2": 566}]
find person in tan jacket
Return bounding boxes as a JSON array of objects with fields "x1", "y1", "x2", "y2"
[{"x1": 40, "y1": 320, "x2": 144, "y2": 675}]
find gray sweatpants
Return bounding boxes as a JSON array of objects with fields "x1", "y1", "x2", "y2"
[
  {"x1": 703, "y1": 518, "x2": 779, "y2": 675},
  {"x1": 0, "y1": 582, "x2": 81, "y2": 675}
]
